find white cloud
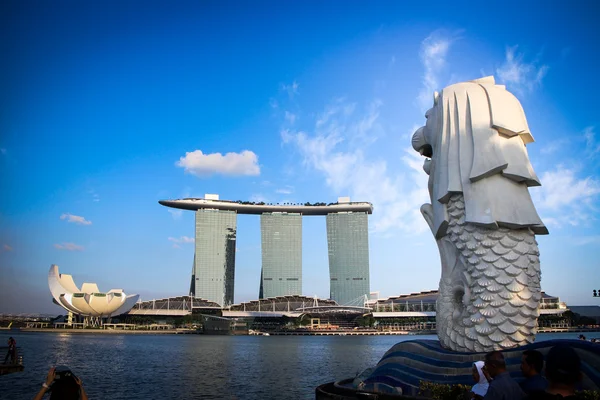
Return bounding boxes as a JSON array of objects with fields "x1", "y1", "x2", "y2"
[
  {"x1": 536, "y1": 167, "x2": 600, "y2": 210},
  {"x1": 54, "y1": 242, "x2": 84, "y2": 251},
  {"x1": 281, "y1": 98, "x2": 429, "y2": 234},
  {"x1": 417, "y1": 30, "x2": 460, "y2": 112},
  {"x1": 353, "y1": 99, "x2": 383, "y2": 145},
  {"x1": 168, "y1": 209, "x2": 183, "y2": 220},
  {"x1": 571, "y1": 236, "x2": 600, "y2": 246},
  {"x1": 168, "y1": 236, "x2": 194, "y2": 244},
  {"x1": 496, "y1": 46, "x2": 548, "y2": 94},
  {"x1": 314, "y1": 98, "x2": 354, "y2": 128},
  {"x1": 540, "y1": 139, "x2": 569, "y2": 155},
  {"x1": 280, "y1": 29, "x2": 468, "y2": 235},
  {"x1": 176, "y1": 150, "x2": 260, "y2": 177},
  {"x1": 275, "y1": 186, "x2": 294, "y2": 195},
  {"x1": 60, "y1": 213, "x2": 92, "y2": 225},
  {"x1": 1, "y1": 244, "x2": 12, "y2": 252},
  {"x1": 181, "y1": 186, "x2": 192, "y2": 198},
  {"x1": 281, "y1": 81, "x2": 299, "y2": 98},
  {"x1": 285, "y1": 111, "x2": 296, "y2": 125},
  {"x1": 88, "y1": 189, "x2": 100, "y2": 202},
  {"x1": 532, "y1": 166, "x2": 600, "y2": 227},
  {"x1": 583, "y1": 126, "x2": 600, "y2": 157}
]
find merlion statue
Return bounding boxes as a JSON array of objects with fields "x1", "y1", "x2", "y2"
[{"x1": 411, "y1": 76, "x2": 548, "y2": 352}]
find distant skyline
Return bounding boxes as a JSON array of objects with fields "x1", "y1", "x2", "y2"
[{"x1": 1, "y1": 1, "x2": 599, "y2": 314}]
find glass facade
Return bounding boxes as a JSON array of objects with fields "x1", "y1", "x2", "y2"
[
  {"x1": 326, "y1": 212, "x2": 370, "y2": 305},
  {"x1": 192, "y1": 209, "x2": 237, "y2": 306},
  {"x1": 260, "y1": 213, "x2": 302, "y2": 298}
]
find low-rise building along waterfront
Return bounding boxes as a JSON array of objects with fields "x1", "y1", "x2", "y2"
[
  {"x1": 125, "y1": 290, "x2": 572, "y2": 332},
  {"x1": 48, "y1": 264, "x2": 139, "y2": 326}
]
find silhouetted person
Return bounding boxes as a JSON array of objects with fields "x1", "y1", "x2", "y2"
[
  {"x1": 470, "y1": 361, "x2": 489, "y2": 399},
  {"x1": 33, "y1": 366, "x2": 88, "y2": 400},
  {"x1": 527, "y1": 345, "x2": 583, "y2": 399},
  {"x1": 3, "y1": 336, "x2": 16, "y2": 364},
  {"x1": 482, "y1": 351, "x2": 526, "y2": 400},
  {"x1": 521, "y1": 350, "x2": 548, "y2": 394}
]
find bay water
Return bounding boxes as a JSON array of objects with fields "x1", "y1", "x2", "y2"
[{"x1": 0, "y1": 331, "x2": 591, "y2": 399}]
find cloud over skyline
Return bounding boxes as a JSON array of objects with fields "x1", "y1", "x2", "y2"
[
  {"x1": 176, "y1": 150, "x2": 260, "y2": 177},
  {"x1": 168, "y1": 236, "x2": 194, "y2": 249},
  {"x1": 275, "y1": 186, "x2": 294, "y2": 195},
  {"x1": 417, "y1": 30, "x2": 461, "y2": 112},
  {"x1": 281, "y1": 81, "x2": 299, "y2": 98},
  {"x1": 281, "y1": 97, "x2": 429, "y2": 235},
  {"x1": 496, "y1": 46, "x2": 548, "y2": 94},
  {"x1": 168, "y1": 209, "x2": 183, "y2": 220},
  {"x1": 583, "y1": 126, "x2": 600, "y2": 158},
  {"x1": 88, "y1": 189, "x2": 100, "y2": 202},
  {"x1": 168, "y1": 236, "x2": 194, "y2": 243},
  {"x1": 54, "y1": 242, "x2": 84, "y2": 251},
  {"x1": 60, "y1": 213, "x2": 92, "y2": 225},
  {"x1": 533, "y1": 166, "x2": 600, "y2": 228}
]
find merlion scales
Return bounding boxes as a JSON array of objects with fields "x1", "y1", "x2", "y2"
[{"x1": 412, "y1": 76, "x2": 548, "y2": 352}]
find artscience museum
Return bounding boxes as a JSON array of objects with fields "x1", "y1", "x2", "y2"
[{"x1": 48, "y1": 264, "x2": 139, "y2": 324}]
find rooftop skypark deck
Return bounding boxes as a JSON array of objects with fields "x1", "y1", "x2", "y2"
[{"x1": 158, "y1": 195, "x2": 373, "y2": 215}]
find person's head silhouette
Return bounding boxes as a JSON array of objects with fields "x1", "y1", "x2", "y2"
[{"x1": 545, "y1": 344, "x2": 581, "y2": 396}]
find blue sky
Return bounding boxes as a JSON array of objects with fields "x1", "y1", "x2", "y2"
[{"x1": 1, "y1": 1, "x2": 599, "y2": 314}]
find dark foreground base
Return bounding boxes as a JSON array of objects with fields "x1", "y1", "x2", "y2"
[
  {"x1": 316, "y1": 379, "x2": 420, "y2": 399},
  {"x1": 317, "y1": 339, "x2": 600, "y2": 399},
  {"x1": 0, "y1": 363, "x2": 24, "y2": 376}
]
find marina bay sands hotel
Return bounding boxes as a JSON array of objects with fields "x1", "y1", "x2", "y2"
[{"x1": 159, "y1": 195, "x2": 373, "y2": 307}]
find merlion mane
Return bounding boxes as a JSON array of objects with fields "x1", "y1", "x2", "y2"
[{"x1": 412, "y1": 76, "x2": 548, "y2": 352}]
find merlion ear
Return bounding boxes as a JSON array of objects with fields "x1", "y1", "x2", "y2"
[{"x1": 481, "y1": 84, "x2": 534, "y2": 144}]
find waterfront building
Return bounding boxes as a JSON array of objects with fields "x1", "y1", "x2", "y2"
[
  {"x1": 368, "y1": 290, "x2": 569, "y2": 331},
  {"x1": 159, "y1": 195, "x2": 373, "y2": 304},
  {"x1": 127, "y1": 290, "x2": 570, "y2": 332},
  {"x1": 48, "y1": 264, "x2": 139, "y2": 325},
  {"x1": 192, "y1": 209, "x2": 237, "y2": 306},
  {"x1": 326, "y1": 211, "x2": 370, "y2": 305},
  {"x1": 260, "y1": 212, "x2": 302, "y2": 298}
]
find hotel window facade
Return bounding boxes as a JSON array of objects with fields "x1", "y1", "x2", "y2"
[
  {"x1": 192, "y1": 209, "x2": 237, "y2": 306},
  {"x1": 326, "y1": 212, "x2": 370, "y2": 305},
  {"x1": 259, "y1": 213, "x2": 302, "y2": 298}
]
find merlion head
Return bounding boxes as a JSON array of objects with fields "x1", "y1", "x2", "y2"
[{"x1": 412, "y1": 76, "x2": 547, "y2": 239}]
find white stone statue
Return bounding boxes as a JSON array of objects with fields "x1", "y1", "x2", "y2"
[{"x1": 411, "y1": 76, "x2": 548, "y2": 352}]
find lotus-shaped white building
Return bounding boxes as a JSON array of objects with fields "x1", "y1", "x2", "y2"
[{"x1": 48, "y1": 264, "x2": 139, "y2": 318}]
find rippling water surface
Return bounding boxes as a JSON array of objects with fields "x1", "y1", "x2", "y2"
[{"x1": 0, "y1": 331, "x2": 590, "y2": 399}]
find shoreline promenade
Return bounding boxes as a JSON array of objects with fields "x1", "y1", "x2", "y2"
[{"x1": 10, "y1": 327, "x2": 600, "y2": 336}]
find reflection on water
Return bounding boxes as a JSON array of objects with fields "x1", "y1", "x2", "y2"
[{"x1": 0, "y1": 332, "x2": 590, "y2": 400}]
